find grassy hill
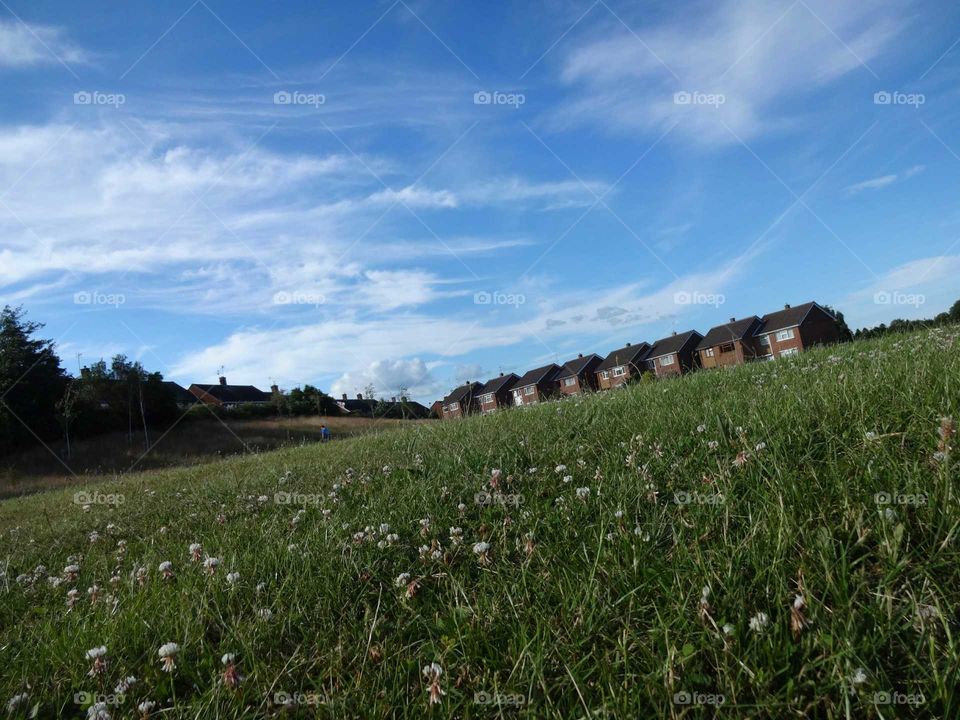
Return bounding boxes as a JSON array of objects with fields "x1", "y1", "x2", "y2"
[{"x1": 1, "y1": 327, "x2": 958, "y2": 718}]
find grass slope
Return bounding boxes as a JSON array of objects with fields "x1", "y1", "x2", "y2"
[{"x1": 1, "y1": 327, "x2": 958, "y2": 719}]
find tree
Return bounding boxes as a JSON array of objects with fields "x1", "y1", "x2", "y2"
[
  {"x1": 822, "y1": 305, "x2": 853, "y2": 342},
  {"x1": 0, "y1": 306, "x2": 68, "y2": 457}
]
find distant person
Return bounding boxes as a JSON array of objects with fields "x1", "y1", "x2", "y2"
[{"x1": 320, "y1": 424, "x2": 331, "y2": 442}]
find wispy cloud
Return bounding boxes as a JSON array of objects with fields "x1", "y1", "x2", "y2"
[
  {"x1": 844, "y1": 164, "x2": 925, "y2": 193},
  {"x1": 0, "y1": 19, "x2": 87, "y2": 67}
]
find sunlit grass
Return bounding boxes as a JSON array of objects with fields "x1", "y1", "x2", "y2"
[{"x1": 1, "y1": 327, "x2": 957, "y2": 718}]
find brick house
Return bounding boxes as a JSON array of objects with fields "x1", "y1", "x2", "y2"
[
  {"x1": 695, "y1": 316, "x2": 764, "y2": 369},
  {"x1": 189, "y1": 377, "x2": 272, "y2": 408},
  {"x1": 753, "y1": 302, "x2": 842, "y2": 360},
  {"x1": 441, "y1": 381, "x2": 482, "y2": 420},
  {"x1": 556, "y1": 353, "x2": 604, "y2": 395},
  {"x1": 429, "y1": 400, "x2": 443, "y2": 419},
  {"x1": 594, "y1": 342, "x2": 651, "y2": 389},
  {"x1": 645, "y1": 330, "x2": 703, "y2": 378},
  {"x1": 477, "y1": 373, "x2": 519, "y2": 413},
  {"x1": 508, "y1": 364, "x2": 562, "y2": 407}
]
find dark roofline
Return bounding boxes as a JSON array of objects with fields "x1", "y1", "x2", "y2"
[
  {"x1": 695, "y1": 317, "x2": 762, "y2": 350},
  {"x1": 509, "y1": 363, "x2": 562, "y2": 390},
  {"x1": 646, "y1": 330, "x2": 703, "y2": 358},
  {"x1": 479, "y1": 373, "x2": 519, "y2": 394},
  {"x1": 556, "y1": 353, "x2": 603, "y2": 379},
  {"x1": 595, "y1": 343, "x2": 650, "y2": 372}
]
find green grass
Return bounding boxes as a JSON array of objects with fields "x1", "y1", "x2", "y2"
[{"x1": 1, "y1": 327, "x2": 958, "y2": 718}]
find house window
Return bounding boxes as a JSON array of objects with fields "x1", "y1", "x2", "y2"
[
  {"x1": 600, "y1": 371, "x2": 610, "y2": 379},
  {"x1": 776, "y1": 328, "x2": 795, "y2": 342},
  {"x1": 703, "y1": 348, "x2": 715, "y2": 358},
  {"x1": 481, "y1": 393, "x2": 493, "y2": 403},
  {"x1": 524, "y1": 386, "x2": 535, "y2": 395},
  {"x1": 780, "y1": 347, "x2": 799, "y2": 357},
  {"x1": 512, "y1": 389, "x2": 522, "y2": 398},
  {"x1": 612, "y1": 366, "x2": 626, "y2": 377},
  {"x1": 446, "y1": 403, "x2": 458, "y2": 412},
  {"x1": 563, "y1": 377, "x2": 576, "y2": 387},
  {"x1": 660, "y1": 354, "x2": 675, "y2": 366},
  {"x1": 758, "y1": 334, "x2": 770, "y2": 346},
  {"x1": 719, "y1": 342, "x2": 734, "y2": 353}
]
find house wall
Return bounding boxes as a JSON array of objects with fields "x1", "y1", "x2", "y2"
[
  {"x1": 764, "y1": 327, "x2": 804, "y2": 358},
  {"x1": 441, "y1": 402, "x2": 463, "y2": 420},
  {"x1": 799, "y1": 309, "x2": 842, "y2": 349},
  {"x1": 652, "y1": 339, "x2": 700, "y2": 378},
  {"x1": 559, "y1": 375, "x2": 582, "y2": 395},
  {"x1": 596, "y1": 365, "x2": 633, "y2": 390},
  {"x1": 699, "y1": 338, "x2": 756, "y2": 369}
]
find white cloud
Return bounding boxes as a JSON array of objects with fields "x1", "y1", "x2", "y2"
[
  {"x1": 553, "y1": 0, "x2": 901, "y2": 144},
  {"x1": 0, "y1": 19, "x2": 87, "y2": 67},
  {"x1": 330, "y1": 358, "x2": 440, "y2": 400},
  {"x1": 844, "y1": 164, "x2": 927, "y2": 194}
]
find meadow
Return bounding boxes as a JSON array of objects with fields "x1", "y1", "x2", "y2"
[{"x1": 0, "y1": 327, "x2": 957, "y2": 718}]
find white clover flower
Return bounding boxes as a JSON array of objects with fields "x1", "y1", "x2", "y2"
[
  {"x1": 755, "y1": 442, "x2": 767, "y2": 452},
  {"x1": 457, "y1": 503, "x2": 466, "y2": 513},
  {"x1": 158, "y1": 643, "x2": 179, "y2": 672},
  {"x1": 64, "y1": 564, "x2": 80, "y2": 580},
  {"x1": 7, "y1": 693, "x2": 29, "y2": 713},
  {"x1": 850, "y1": 668, "x2": 868, "y2": 685},
  {"x1": 87, "y1": 701, "x2": 111, "y2": 720},
  {"x1": 562, "y1": 475, "x2": 573, "y2": 484},
  {"x1": 575, "y1": 487, "x2": 590, "y2": 500},
  {"x1": 386, "y1": 533, "x2": 399, "y2": 544},
  {"x1": 707, "y1": 440, "x2": 719, "y2": 450},
  {"x1": 203, "y1": 556, "x2": 220, "y2": 574},
  {"x1": 379, "y1": 523, "x2": 391, "y2": 534},
  {"x1": 138, "y1": 700, "x2": 156, "y2": 715},
  {"x1": 472, "y1": 542, "x2": 490, "y2": 558},
  {"x1": 189, "y1": 543, "x2": 202, "y2": 561},
  {"x1": 748, "y1": 612, "x2": 769, "y2": 633},
  {"x1": 395, "y1": 572, "x2": 411, "y2": 587},
  {"x1": 555, "y1": 464, "x2": 567, "y2": 473},
  {"x1": 159, "y1": 561, "x2": 173, "y2": 578},
  {"x1": 614, "y1": 510, "x2": 624, "y2": 519},
  {"x1": 422, "y1": 662, "x2": 445, "y2": 704},
  {"x1": 222, "y1": 653, "x2": 236, "y2": 666},
  {"x1": 722, "y1": 623, "x2": 734, "y2": 635},
  {"x1": 226, "y1": 572, "x2": 240, "y2": 585}
]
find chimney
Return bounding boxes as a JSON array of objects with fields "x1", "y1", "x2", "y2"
[
  {"x1": 219, "y1": 376, "x2": 227, "y2": 386},
  {"x1": 578, "y1": 353, "x2": 583, "y2": 357},
  {"x1": 499, "y1": 372, "x2": 504, "y2": 376},
  {"x1": 729, "y1": 317, "x2": 735, "y2": 323},
  {"x1": 342, "y1": 393, "x2": 347, "y2": 401},
  {"x1": 357, "y1": 393, "x2": 363, "y2": 400},
  {"x1": 784, "y1": 303, "x2": 791, "y2": 309},
  {"x1": 626, "y1": 342, "x2": 631, "y2": 347},
  {"x1": 672, "y1": 330, "x2": 677, "y2": 336},
  {"x1": 270, "y1": 384, "x2": 279, "y2": 394}
]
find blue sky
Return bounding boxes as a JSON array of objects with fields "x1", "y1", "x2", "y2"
[{"x1": 1, "y1": 0, "x2": 959, "y2": 402}]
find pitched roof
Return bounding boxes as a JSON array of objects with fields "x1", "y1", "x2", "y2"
[
  {"x1": 556, "y1": 354, "x2": 603, "y2": 379},
  {"x1": 695, "y1": 317, "x2": 763, "y2": 350},
  {"x1": 509, "y1": 363, "x2": 562, "y2": 390},
  {"x1": 190, "y1": 383, "x2": 271, "y2": 404},
  {"x1": 647, "y1": 330, "x2": 704, "y2": 358},
  {"x1": 163, "y1": 381, "x2": 197, "y2": 405},
  {"x1": 755, "y1": 302, "x2": 831, "y2": 334},
  {"x1": 595, "y1": 342, "x2": 650, "y2": 372},
  {"x1": 443, "y1": 381, "x2": 481, "y2": 404},
  {"x1": 479, "y1": 373, "x2": 519, "y2": 395}
]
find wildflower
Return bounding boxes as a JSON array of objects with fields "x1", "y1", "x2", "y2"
[
  {"x1": 457, "y1": 503, "x2": 466, "y2": 513},
  {"x1": 698, "y1": 586, "x2": 711, "y2": 622},
  {"x1": 707, "y1": 440, "x2": 719, "y2": 450},
  {"x1": 379, "y1": 523, "x2": 391, "y2": 534},
  {"x1": 696, "y1": 424, "x2": 706, "y2": 433},
  {"x1": 203, "y1": 557, "x2": 220, "y2": 575},
  {"x1": 755, "y1": 442, "x2": 767, "y2": 452},
  {"x1": 64, "y1": 564, "x2": 80, "y2": 581},
  {"x1": 87, "y1": 585, "x2": 101, "y2": 606},
  {"x1": 748, "y1": 611, "x2": 769, "y2": 633},
  {"x1": 222, "y1": 653, "x2": 242, "y2": 689},
  {"x1": 7, "y1": 694, "x2": 29, "y2": 714},
  {"x1": 385, "y1": 533, "x2": 399, "y2": 544},
  {"x1": 448, "y1": 527, "x2": 463, "y2": 545},
  {"x1": 472, "y1": 541, "x2": 490, "y2": 564},
  {"x1": 790, "y1": 594, "x2": 809, "y2": 637},
  {"x1": 226, "y1": 572, "x2": 240, "y2": 585},
  {"x1": 86, "y1": 645, "x2": 107, "y2": 677},
  {"x1": 882, "y1": 507, "x2": 898, "y2": 523},
  {"x1": 258, "y1": 608, "x2": 273, "y2": 621},
  {"x1": 722, "y1": 623, "x2": 734, "y2": 635},
  {"x1": 88, "y1": 531, "x2": 100, "y2": 544},
  {"x1": 158, "y1": 642, "x2": 179, "y2": 672},
  {"x1": 135, "y1": 566, "x2": 148, "y2": 586},
  {"x1": 575, "y1": 487, "x2": 590, "y2": 501},
  {"x1": 189, "y1": 543, "x2": 202, "y2": 562},
  {"x1": 555, "y1": 464, "x2": 566, "y2": 473},
  {"x1": 109, "y1": 575, "x2": 121, "y2": 586},
  {"x1": 419, "y1": 518, "x2": 431, "y2": 536},
  {"x1": 395, "y1": 572, "x2": 411, "y2": 588},
  {"x1": 48, "y1": 575, "x2": 64, "y2": 589},
  {"x1": 87, "y1": 702, "x2": 111, "y2": 720},
  {"x1": 115, "y1": 676, "x2": 136, "y2": 694},
  {"x1": 66, "y1": 588, "x2": 80, "y2": 609},
  {"x1": 849, "y1": 668, "x2": 868, "y2": 685},
  {"x1": 633, "y1": 527, "x2": 650, "y2": 541},
  {"x1": 490, "y1": 468, "x2": 502, "y2": 488},
  {"x1": 422, "y1": 662, "x2": 445, "y2": 705},
  {"x1": 137, "y1": 700, "x2": 156, "y2": 718},
  {"x1": 159, "y1": 561, "x2": 174, "y2": 580},
  {"x1": 733, "y1": 451, "x2": 749, "y2": 468},
  {"x1": 865, "y1": 431, "x2": 878, "y2": 441}
]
